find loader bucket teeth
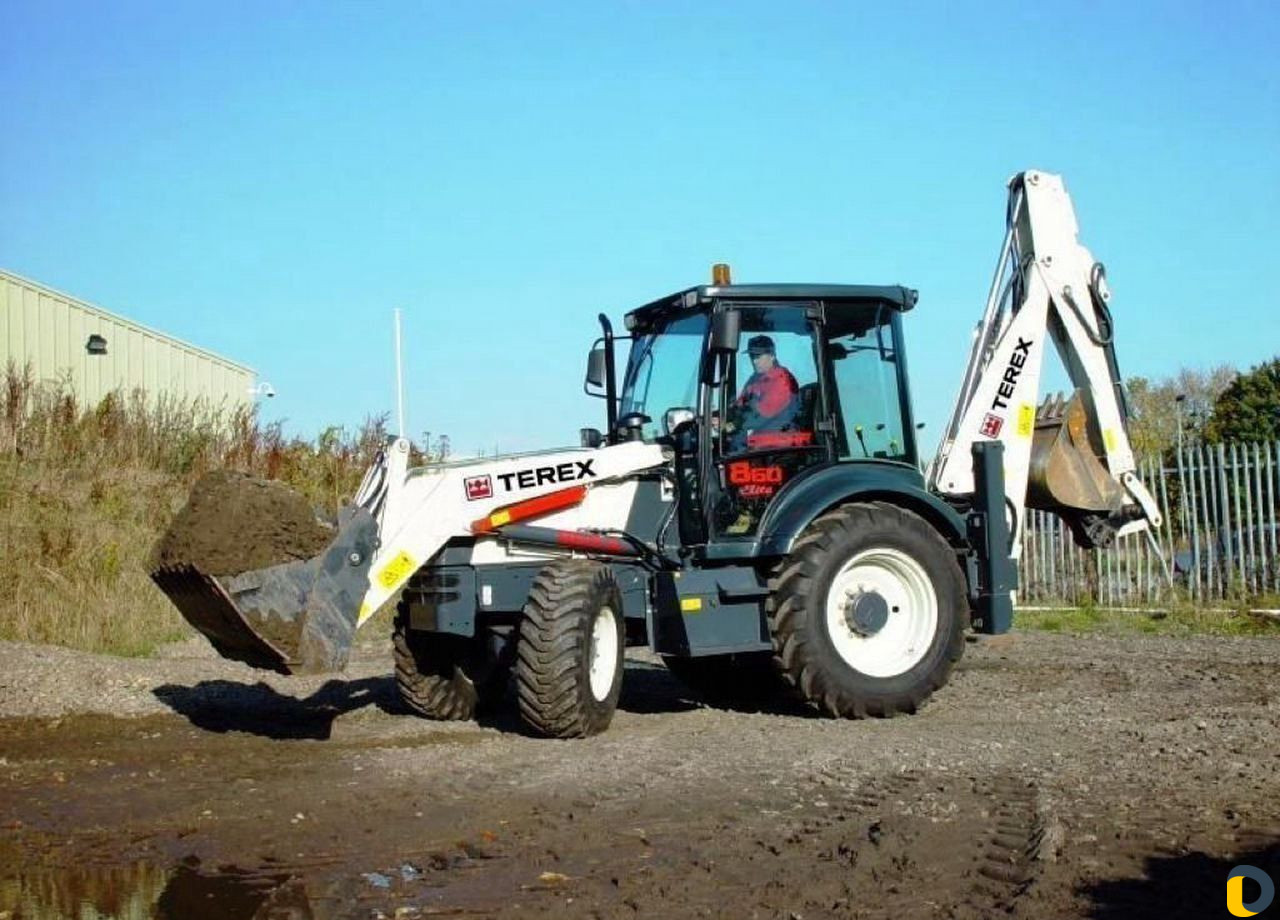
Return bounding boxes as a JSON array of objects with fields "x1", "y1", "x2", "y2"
[
  {"x1": 151, "y1": 507, "x2": 378, "y2": 674},
  {"x1": 1027, "y1": 389, "x2": 1130, "y2": 547}
]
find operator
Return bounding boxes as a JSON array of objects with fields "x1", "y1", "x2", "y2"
[{"x1": 729, "y1": 335, "x2": 799, "y2": 450}]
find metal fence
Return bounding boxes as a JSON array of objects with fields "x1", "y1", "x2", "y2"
[{"x1": 1019, "y1": 441, "x2": 1280, "y2": 605}]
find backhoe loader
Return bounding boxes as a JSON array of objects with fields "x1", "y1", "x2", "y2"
[{"x1": 152, "y1": 170, "x2": 1162, "y2": 737}]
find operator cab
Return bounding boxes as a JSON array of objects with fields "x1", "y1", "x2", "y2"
[{"x1": 590, "y1": 271, "x2": 921, "y2": 543}]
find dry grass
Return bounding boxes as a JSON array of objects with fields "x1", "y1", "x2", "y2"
[{"x1": 0, "y1": 361, "x2": 429, "y2": 656}]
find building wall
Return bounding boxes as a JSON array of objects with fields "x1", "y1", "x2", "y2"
[{"x1": 0, "y1": 270, "x2": 255, "y2": 409}]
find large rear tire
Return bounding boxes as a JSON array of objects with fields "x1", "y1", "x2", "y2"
[
  {"x1": 769, "y1": 501, "x2": 967, "y2": 718},
  {"x1": 393, "y1": 605, "x2": 508, "y2": 721},
  {"x1": 516, "y1": 559, "x2": 625, "y2": 738}
]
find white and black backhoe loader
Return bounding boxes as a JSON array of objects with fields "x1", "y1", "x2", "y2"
[{"x1": 152, "y1": 170, "x2": 1162, "y2": 737}]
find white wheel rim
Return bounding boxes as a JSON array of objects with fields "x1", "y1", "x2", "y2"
[
  {"x1": 824, "y1": 548, "x2": 937, "y2": 679},
  {"x1": 589, "y1": 605, "x2": 620, "y2": 701}
]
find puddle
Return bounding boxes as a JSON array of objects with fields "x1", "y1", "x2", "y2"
[{"x1": 0, "y1": 858, "x2": 309, "y2": 920}]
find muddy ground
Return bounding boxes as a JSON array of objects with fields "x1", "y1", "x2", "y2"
[{"x1": 1, "y1": 630, "x2": 1277, "y2": 919}]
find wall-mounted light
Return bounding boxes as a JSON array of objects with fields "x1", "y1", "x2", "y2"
[
  {"x1": 248, "y1": 381, "x2": 276, "y2": 399},
  {"x1": 86, "y1": 334, "x2": 108, "y2": 356}
]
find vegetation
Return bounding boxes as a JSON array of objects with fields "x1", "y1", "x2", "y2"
[
  {"x1": 1204, "y1": 357, "x2": 1280, "y2": 445},
  {"x1": 1126, "y1": 358, "x2": 1280, "y2": 453},
  {"x1": 1015, "y1": 603, "x2": 1280, "y2": 638},
  {"x1": 1125, "y1": 365, "x2": 1236, "y2": 456},
  {"x1": 0, "y1": 362, "x2": 433, "y2": 656}
]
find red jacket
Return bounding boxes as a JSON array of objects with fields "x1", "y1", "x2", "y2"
[{"x1": 738, "y1": 365, "x2": 799, "y2": 420}]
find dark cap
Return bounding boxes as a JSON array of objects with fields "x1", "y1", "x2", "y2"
[{"x1": 747, "y1": 335, "x2": 776, "y2": 356}]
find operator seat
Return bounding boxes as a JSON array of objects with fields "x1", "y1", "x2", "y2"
[{"x1": 793, "y1": 382, "x2": 818, "y2": 432}]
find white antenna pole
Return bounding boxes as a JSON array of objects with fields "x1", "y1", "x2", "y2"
[{"x1": 393, "y1": 308, "x2": 407, "y2": 437}]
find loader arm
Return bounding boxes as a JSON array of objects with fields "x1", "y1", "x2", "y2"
[
  {"x1": 153, "y1": 439, "x2": 667, "y2": 675},
  {"x1": 351, "y1": 440, "x2": 668, "y2": 625},
  {"x1": 929, "y1": 170, "x2": 1162, "y2": 552}
]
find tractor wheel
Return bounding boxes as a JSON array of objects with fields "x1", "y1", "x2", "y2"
[
  {"x1": 769, "y1": 501, "x2": 967, "y2": 718},
  {"x1": 660, "y1": 652, "x2": 785, "y2": 709},
  {"x1": 515, "y1": 559, "x2": 625, "y2": 738},
  {"x1": 393, "y1": 605, "x2": 508, "y2": 721}
]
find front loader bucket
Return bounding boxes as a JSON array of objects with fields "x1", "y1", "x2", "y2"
[
  {"x1": 151, "y1": 489, "x2": 378, "y2": 675},
  {"x1": 1027, "y1": 390, "x2": 1129, "y2": 547}
]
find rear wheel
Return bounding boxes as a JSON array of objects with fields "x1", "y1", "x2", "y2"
[
  {"x1": 516, "y1": 559, "x2": 625, "y2": 738},
  {"x1": 393, "y1": 605, "x2": 508, "y2": 721},
  {"x1": 769, "y1": 501, "x2": 967, "y2": 718}
]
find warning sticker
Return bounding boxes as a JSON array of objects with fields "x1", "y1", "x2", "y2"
[
  {"x1": 1016, "y1": 403, "x2": 1036, "y2": 438},
  {"x1": 376, "y1": 550, "x2": 417, "y2": 590}
]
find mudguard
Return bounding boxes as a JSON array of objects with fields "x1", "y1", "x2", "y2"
[{"x1": 756, "y1": 461, "x2": 969, "y2": 558}]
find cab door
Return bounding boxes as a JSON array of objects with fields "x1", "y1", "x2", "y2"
[{"x1": 704, "y1": 302, "x2": 833, "y2": 540}]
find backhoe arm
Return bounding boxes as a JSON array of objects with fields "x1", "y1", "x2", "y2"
[{"x1": 930, "y1": 170, "x2": 1162, "y2": 552}]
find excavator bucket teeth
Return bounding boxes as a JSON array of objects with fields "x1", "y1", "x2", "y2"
[
  {"x1": 1027, "y1": 389, "x2": 1127, "y2": 516},
  {"x1": 151, "y1": 506, "x2": 378, "y2": 675}
]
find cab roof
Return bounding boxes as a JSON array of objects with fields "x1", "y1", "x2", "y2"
[{"x1": 626, "y1": 283, "x2": 918, "y2": 330}]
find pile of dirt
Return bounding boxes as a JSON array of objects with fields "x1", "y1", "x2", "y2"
[{"x1": 150, "y1": 470, "x2": 333, "y2": 575}]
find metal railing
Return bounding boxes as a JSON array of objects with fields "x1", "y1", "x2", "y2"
[{"x1": 1019, "y1": 441, "x2": 1280, "y2": 604}]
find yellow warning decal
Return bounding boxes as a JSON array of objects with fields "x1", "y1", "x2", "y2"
[
  {"x1": 490, "y1": 510, "x2": 512, "y2": 528},
  {"x1": 376, "y1": 550, "x2": 417, "y2": 590},
  {"x1": 1016, "y1": 403, "x2": 1035, "y2": 438},
  {"x1": 1103, "y1": 427, "x2": 1118, "y2": 453},
  {"x1": 680, "y1": 597, "x2": 703, "y2": 613}
]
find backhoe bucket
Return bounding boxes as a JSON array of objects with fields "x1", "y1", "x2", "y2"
[
  {"x1": 150, "y1": 471, "x2": 379, "y2": 675},
  {"x1": 1027, "y1": 390, "x2": 1128, "y2": 546}
]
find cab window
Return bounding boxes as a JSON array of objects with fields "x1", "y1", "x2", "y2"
[
  {"x1": 618, "y1": 312, "x2": 708, "y2": 441},
  {"x1": 826, "y1": 305, "x2": 913, "y2": 463},
  {"x1": 716, "y1": 306, "x2": 821, "y2": 458}
]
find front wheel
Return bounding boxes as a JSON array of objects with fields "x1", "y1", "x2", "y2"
[
  {"x1": 515, "y1": 560, "x2": 625, "y2": 738},
  {"x1": 769, "y1": 501, "x2": 967, "y2": 718}
]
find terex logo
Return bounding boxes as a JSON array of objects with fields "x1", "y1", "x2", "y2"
[
  {"x1": 991, "y1": 337, "x2": 1034, "y2": 410},
  {"x1": 497, "y1": 459, "x2": 596, "y2": 492}
]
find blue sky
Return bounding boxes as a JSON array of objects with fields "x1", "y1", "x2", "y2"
[{"x1": 3, "y1": 1, "x2": 1277, "y2": 456}]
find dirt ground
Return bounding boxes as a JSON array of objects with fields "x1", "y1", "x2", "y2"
[{"x1": 1, "y1": 629, "x2": 1278, "y2": 919}]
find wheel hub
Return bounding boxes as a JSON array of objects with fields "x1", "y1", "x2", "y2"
[
  {"x1": 843, "y1": 589, "x2": 890, "y2": 637},
  {"x1": 823, "y1": 547, "x2": 939, "y2": 679},
  {"x1": 589, "y1": 606, "x2": 619, "y2": 702}
]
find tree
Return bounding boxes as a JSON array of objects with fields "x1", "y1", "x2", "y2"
[
  {"x1": 1204, "y1": 357, "x2": 1280, "y2": 444},
  {"x1": 1125, "y1": 364, "x2": 1237, "y2": 455}
]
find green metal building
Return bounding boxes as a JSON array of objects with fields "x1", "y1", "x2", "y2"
[{"x1": 1, "y1": 269, "x2": 255, "y2": 409}]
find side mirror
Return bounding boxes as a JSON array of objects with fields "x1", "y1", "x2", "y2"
[
  {"x1": 708, "y1": 310, "x2": 740, "y2": 354},
  {"x1": 585, "y1": 347, "x2": 607, "y2": 389},
  {"x1": 580, "y1": 428, "x2": 604, "y2": 448}
]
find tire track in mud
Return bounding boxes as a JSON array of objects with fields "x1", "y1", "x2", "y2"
[
  {"x1": 967, "y1": 774, "x2": 1048, "y2": 915},
  {"x1": 776, "y1": 768, "x2": 1050, "y2": 919}
]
